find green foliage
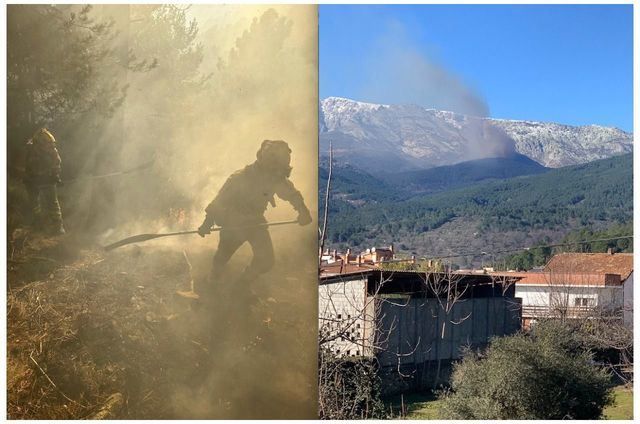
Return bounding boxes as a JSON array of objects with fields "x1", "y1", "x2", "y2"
[
  {"x1": 603, "y1": 386, "x2": 633, "y2": 420},
  {"x1": 318, "y1": 351, "x2": 387, "y2": 419},
  {"x1": 561, "y1": 222, "x2": 633, "y2": 254},
  {"x1": 380, "y1": 260, "x2": 444, "y2": 273},
  {"x1": 501, "y1": 221, "x2": 633, "y2": 271},
  {"x1": 438, "y1": 320, "x2": 614, "y2": 420},
  {"x1": 321, "y1": 154, "x2": 633, "y2": 255},
  {"x1": 500, "y1": 243, "x2": 552, "y2": 271}
]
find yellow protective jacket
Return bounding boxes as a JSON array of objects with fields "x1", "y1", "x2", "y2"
[{"x1": 24, "y1": 136, "x2": 62, "y2": 186}]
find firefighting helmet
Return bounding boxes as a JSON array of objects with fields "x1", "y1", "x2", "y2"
[
  {"x1": 31, "y1": 128, "x2": 56, "y2": 146},
  {"x1": 256, "y1": 139, "x2": 292, "y2": 177}
]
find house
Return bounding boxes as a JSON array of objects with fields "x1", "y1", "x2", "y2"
[
  {"x1": 320, "y1": 245, "x2": 399, "y2": 268},
  {"x1": 359, "y1": 245, "x2": 395, "y2": 263},
  {"x1": 512, "y1": 251, "x2": 633, "y2": 329},
  {"x1": 319, "y1": 268, "x2": 522, "y2": 392}
]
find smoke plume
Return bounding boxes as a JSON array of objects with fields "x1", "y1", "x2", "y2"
[{"x1": 358, "y1": 20, "x2": 489, "y2": 117}]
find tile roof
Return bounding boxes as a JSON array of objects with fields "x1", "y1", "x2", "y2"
[
  {"x1": 544, "y1": 253, "x2": 633, "y2": 281},
  {"x1": 515, "y1": 272, "x2": 622, "y2": 287}
]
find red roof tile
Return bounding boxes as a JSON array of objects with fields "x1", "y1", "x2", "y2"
[
  {"x1": 544, "y1": 253, "x2": 633, "y2": 281},
  {"x1": 515, "y1": 272, "x2": 622, "y2": 286}
]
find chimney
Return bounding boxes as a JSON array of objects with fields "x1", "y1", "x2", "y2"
[
  {"x1": 346, "y1": 248, "x2": 352, "y2": 264},
  {"x1": 357, "y1": 255, "x2": 362, "y2": 266},
  {"x1": 607, "y1": 248, "x2": 614, "y2": 255},
  {"x1": 332, "y1": 249, "x2": 337, "y2": 260},
  {"x1": 411, "y1": 255, "x2": 416, "y2": 264}
]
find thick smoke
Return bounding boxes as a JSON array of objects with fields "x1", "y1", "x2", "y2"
[
  {"x1": 69, "y1": 5, "x2": 319, "y2": 241},
  {"x1": 352, "y1": 20, "x2": 519, "y2": 162},
  {"x1": 462, "y1": 118, "x2": 518, "y2": 161},
  {"x1": 54, "y1": 5, "x2": 317, "y2": 419}
]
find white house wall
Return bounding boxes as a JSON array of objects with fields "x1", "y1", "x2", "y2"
[
  {"x1": 623, "y1": 272, "x2": 633, "y2": 328},
  {"x1": 319, "y1": 277, "x2": 369, "y2": 357},
  {"x1": 516, "y1": 284, "x2": 624, "y2": 314}
]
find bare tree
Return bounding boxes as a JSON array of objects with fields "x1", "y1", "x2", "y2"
[
  {"x1": 319, "y1": 140, "x2": 332, "y2": 260},
  {"x1": 416, "y1": 266, "x2": 469, "y2": 389},
  {"x1": 518, "y1": 267, "x2": 632, "y2": 383}
]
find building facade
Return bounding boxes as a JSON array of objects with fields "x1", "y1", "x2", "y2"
[
  {"x1": 319, "y1": 269, "x2": 522, "y2": 391},
  {"x1": 512, "y1": 252, "x2": 633, "y2": 329}
]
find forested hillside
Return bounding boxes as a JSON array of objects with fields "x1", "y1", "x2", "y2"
[{"x1": 320, "y1": 153, "x2": 632, "y2": 266}]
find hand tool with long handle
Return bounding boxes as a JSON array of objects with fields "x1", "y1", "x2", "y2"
[{"x1": 102, "y1": 219, "x2": 298, "y2": 251}]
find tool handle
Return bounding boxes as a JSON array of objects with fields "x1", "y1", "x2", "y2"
[{"x1": 103, "y1": 219, "x2": 299, "y2": 251}]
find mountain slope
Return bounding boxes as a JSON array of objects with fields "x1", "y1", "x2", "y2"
[
  {"x1": 321, "y1": 154, "x2": 633, "y2": 265},
  {"x1": 387, "y1": 153, "x2": 549, "y2": 195},
  {"x1": 319, "y1": 153, "x2": 549, "y2": 207},
  {"x1": 320, "y1": 97, "x2": 633, "y2": 170}
]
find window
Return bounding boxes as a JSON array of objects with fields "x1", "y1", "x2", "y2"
[{"x1": 574, "y1": 297, "x2": 595, "y2": 307}]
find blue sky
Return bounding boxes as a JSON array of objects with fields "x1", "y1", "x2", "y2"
[{"x1": 320, "y1": 5, "x2": 633, "y2": 131}]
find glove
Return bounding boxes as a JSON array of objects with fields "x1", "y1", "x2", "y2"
[
  {"x1": 197, "y1": 215, "x2": 214, "y2": 237},
  {"x1": 297, "y1": 209, "x2": 312, "y2": 226}
]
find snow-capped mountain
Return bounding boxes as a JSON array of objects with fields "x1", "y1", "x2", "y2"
[{"x1": 320, "y1": 97, "x2": 633, "y2": 170}]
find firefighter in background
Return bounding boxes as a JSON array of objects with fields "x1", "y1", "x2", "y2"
[
  {"x1": 23, "y1": 128, "x2": 66, "y2": 235},
  {"x1": 198, "y1": 139, "x2": 312, "y2": 283}
]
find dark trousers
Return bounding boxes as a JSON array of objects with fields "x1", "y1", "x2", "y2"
[
  {"x1": 211, "y1": 226, "x2": 275, "y2": 282},
  {"x1": 25, "y1": 184, "x2": 63, "y2": 228}
]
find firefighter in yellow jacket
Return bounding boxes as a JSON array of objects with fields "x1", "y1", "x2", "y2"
[
  {"x1": 23, "y1": 128, "x2": 66, "y2": 235},
  {"x1": 197, "y1": 140, "x2": 312, "y2": 282}
]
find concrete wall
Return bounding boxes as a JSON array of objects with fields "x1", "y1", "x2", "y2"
[
  {"x1": 375, "y1": 296, "x2": 521, "y2": 368},
  {"x1": 371, "y1": 296, "x2": 520, "y2": 393}
]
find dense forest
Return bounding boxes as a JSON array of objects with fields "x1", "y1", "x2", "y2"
[{"x1": 320, "y1": 153, "x2": 632, "y2": 266}]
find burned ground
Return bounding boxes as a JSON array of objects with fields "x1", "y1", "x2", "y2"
[{"x1": 7, "y1": 230, "x2": 317, "y2": 419}]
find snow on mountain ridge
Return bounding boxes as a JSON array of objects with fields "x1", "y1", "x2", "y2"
[{"x1": 320, "y1": 97, "x2": 633, "y2": 169}]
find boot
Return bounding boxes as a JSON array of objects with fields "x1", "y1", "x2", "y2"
[{"x1": 48, "y1": 221, "x2": 66, "y2": 236}]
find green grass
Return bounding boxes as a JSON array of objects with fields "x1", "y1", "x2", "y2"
[
  {"x1": 385, "y1": 392, "x2": 442, "y2": 419},
  {"x1": 386, "y1": 385, "x2": 632, "y2": 420},
  {"x1": 603, "y1": 385, "x2": 633, "y2": 420}
]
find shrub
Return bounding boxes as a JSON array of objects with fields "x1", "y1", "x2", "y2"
[
  {"x1": 318, "y1": 350, "x2": 387, "y2": 419},
  {"x1": 438, "y1": 320, "x2": 614, "y2": 419}
]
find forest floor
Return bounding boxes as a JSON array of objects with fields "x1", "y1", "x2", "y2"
[{"x1": 7, "y1": 227, "x2": 317, "y2": 419}]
